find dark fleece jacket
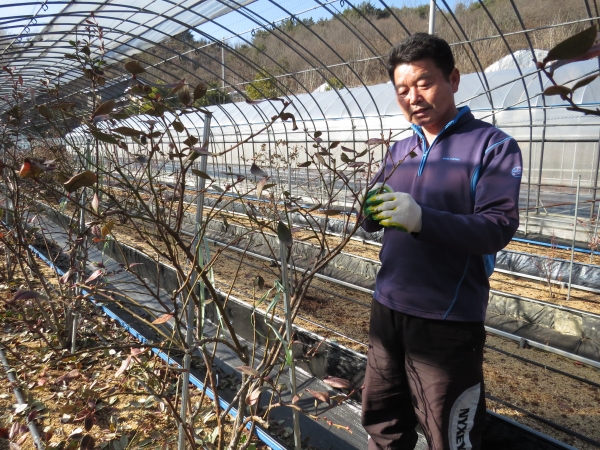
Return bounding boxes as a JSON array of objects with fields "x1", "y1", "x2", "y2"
[{"x1": 362, "y1": 106, "x2": 522, "y2": 322}]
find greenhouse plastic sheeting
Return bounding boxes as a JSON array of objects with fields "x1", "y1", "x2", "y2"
[
  {"x1": 197, "y1": 197, "x2": 600, "y2": 290},
  {"x1": 486, "y1": 313, "x2": 600, "y2": 362},
  {"x1": 487, "y1": 291, "x2": 600, "y2": 362},
  {"x1": 200, "y1": 218, "x2": 379, "y2": 290},
  {"x1": 0, "y1": 0, "x2": 255, "y2": 99},
  {"x1": 495, "y1": 250, "x2": 600, "y2": 291}
]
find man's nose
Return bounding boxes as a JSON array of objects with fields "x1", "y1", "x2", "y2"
[{"x1": 408, "y1": 88, "x2": 421, "y2": 105}]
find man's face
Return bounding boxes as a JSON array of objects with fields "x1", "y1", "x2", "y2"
[{"x1": 393, "y1": 58, "x2": 460, "y2": 137}]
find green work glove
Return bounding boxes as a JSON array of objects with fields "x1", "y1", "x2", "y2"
[
  {"x1": 359, "y1": 183, "x2": 393, "y2": 219},
  {"x1": 365, "y1": 189, "x2": 422, "y2": 233}
]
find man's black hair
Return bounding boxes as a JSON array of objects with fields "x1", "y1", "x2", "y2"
[{"x1": 387, "y1": 33, "x2": 455, "y2": 81}]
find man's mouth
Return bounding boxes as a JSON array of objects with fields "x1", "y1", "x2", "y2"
[{"x1": 412, "y1": 108, "x2": 429, "y2": 117}]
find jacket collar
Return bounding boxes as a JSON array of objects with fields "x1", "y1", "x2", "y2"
[
  {"x1": 411, "y1": 106, "x2": 472, "y2": 177},
  {"x1": 410, "y1": 105, "x2": 472, "y2": 139}
]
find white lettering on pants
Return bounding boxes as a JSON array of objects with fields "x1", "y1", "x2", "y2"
[{"x1": 448, "y1": 383, "x2": 480, "y2": 450}]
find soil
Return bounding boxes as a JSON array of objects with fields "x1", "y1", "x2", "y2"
[
  {"x1": 208, "y1": 251, "x2": 600, "y2": 449},
  {"x1": 506, "y1": 241, "x2": 594, "y2": 265},
  {"x1": 200, "y1": 247, "x2": 600, "y2": 450},
  {"x1": 0, "y1": 259, "x2": 257, "y2": 450},
  {"x1": 26, "y1": 201, "x2": 600, "y2": 448},
  {"x1": 484, "y1": 334, "x2": 600, "y2": 450}
]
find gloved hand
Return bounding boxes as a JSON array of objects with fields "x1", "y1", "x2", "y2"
[
  {"x1": 358, "y1": 183, "x2": 393, "y2": 218},
  {"x1": 365, "y1": 188, "x2": 422, "y2": 233}
]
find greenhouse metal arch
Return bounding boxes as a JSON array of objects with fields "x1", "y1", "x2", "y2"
[{"x1": 1, "y1": 0, "x2": 599, "y2": 239}]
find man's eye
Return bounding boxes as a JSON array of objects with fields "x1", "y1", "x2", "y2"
[{"x1": 397, "y1": 90, "x2": 408, "y2": 97}]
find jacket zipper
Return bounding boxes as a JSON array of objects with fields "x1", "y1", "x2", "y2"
[{"x1": 412, "y1": 106, "x2": 470, "y2": 177}]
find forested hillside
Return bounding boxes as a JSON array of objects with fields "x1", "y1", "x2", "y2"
[{"x1": 98, "y1": 0, "x2": 597, "y2": 104}]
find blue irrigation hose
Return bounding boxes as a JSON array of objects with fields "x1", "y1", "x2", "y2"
[
  {"x1": 512, "y1": 237, "x2": 595, "y2": 255},
  {"x1": 26, "y1": 245, "x2": 285, "y2": 450}
]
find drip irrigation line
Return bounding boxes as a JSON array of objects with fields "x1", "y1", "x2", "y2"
[
  {"x1": 491, "y1": 291, "x2": 600, "y2": 331},
  {"x1": 485, "y1": 344, "x2": 600, "y2": 389},
  {"x1": 311, "y1": 285, "x2": 372, "y2": 309},
  {"x1": 513, "y1": 237, "x2": 597, "y2": 255},
  {"x1": 486, "y1": 394, "x2": 600, "y2": 448},
  {"x1": 291, "y1": 314, "x2": 368, "y2": 349},
  {"x1": 0, "y1": 347, "x2": 45, "y2": 450}
]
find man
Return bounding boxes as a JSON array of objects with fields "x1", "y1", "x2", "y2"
[{"x1": 360, "y1": 33, "x2": 522, "y2": 450}]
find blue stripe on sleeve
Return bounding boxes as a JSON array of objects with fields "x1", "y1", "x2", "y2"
[{"x1": 484, "y1": 136, "x2": 512, "y2": 154}]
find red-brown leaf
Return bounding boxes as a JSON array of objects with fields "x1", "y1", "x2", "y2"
[
  {"x1": 93, "y1": 99, "x2": 116, "y2": 118},
  {"x1": 101, "y1": 221, "x2": 114, "y2": 238},
  {"x1": 11, "y1": 290, "x2": 41, "y2": 303},
  {"x1": 18, "y1": 159, "x2": 46, "y2": 180},
  {"x1": 80, "y1": 434, "x2": 95, "y2": 450},
  {"x1": 84, "y1": 414, "x2": 94, "y2": 432},
  {"x1": 43, "y1": 429, "x2": 53, "y2": 443},
  {"x1": 323, "y1": 376, "x2": 351, "y2": 390},
  {"x1": 84, "y1": 269, "x2": 105, "y2": 284},
  {"x1": 245, "y1": 386, "x2": 270, "y2": 406},
  {"x1": 64, "y1": 171, "x2": 97, "y2": 193},
  {"x1": 125, "y1": 61, "x2": 145, "y2": 75},
  {"x1": 55, "y1": 369, "x2": 81, "y2": 384},
  {"x1": 60, "y1": 269, "x2": 76, "y2": 285},
  {"x1": 9, "y1": 422, "x2": 19, "y2": 439},
  {"x1": 152, "y1": 313, "x2": 173, "y2": 324},
  {"x1": 250, "y1": 163, "x2": 268, "y2": 178},
  {"x1": 306, "y1": 389, "x2": 330, "y2": 405}
]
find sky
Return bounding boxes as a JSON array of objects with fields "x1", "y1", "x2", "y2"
[
  {"x1": 0, "y1": 0, "x2": 451, "y2": 50},
  {"x1": 0, "y1": 0, "x2": 459, "y2": 72},
  {"x1": 193, "y1": 0, "x2": 435, "y2": 47}
]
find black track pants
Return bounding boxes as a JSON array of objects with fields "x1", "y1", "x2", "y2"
[{"x1": 361, "y1": 301, "x2": 486, "y2": 450}]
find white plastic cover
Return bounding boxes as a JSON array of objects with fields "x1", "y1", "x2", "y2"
[
  {"x1": 0, "y1": 0, "x2": 255, "y2": 95},
  {"x1": 65, "y1": 59, "x2": 600, "y2": 163}
]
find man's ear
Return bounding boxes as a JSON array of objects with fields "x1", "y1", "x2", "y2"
[{"x1": 450, "y1": 68, "x2": 460, "y2": 93}]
